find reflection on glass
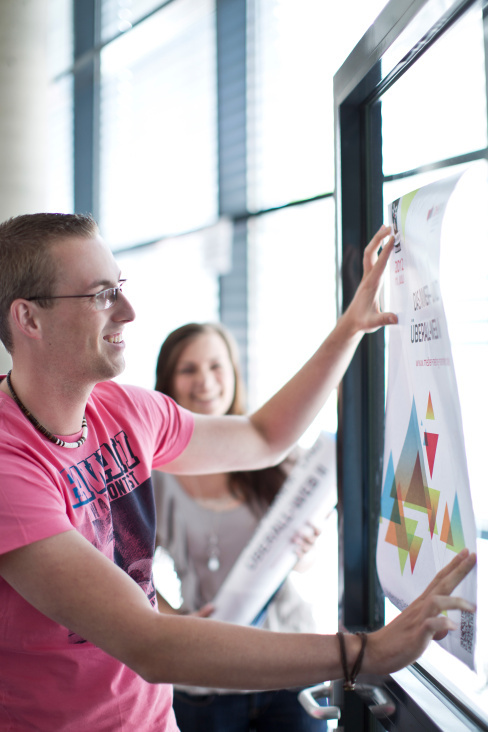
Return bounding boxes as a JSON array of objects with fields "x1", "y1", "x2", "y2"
[
  {"x1": 381, "y1": 3, "x2": 487, "y2": 176},
  {"x1": 380, "y1": 0, "x2": 460, "y2": 84},
  {"x1": 101, "y1": 0, "x2": 169, "y2": 41}
]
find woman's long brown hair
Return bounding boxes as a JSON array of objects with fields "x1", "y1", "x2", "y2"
[{"x1": 155, "y1": 322, "x2": 289, "y2": 510}]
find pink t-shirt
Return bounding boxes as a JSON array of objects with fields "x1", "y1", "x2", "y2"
[{"x1": 0, "y1": 380, "x2": 194, "y2": 732}]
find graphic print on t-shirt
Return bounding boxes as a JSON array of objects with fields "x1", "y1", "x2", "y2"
[{"x1": 59, "y1": 429, "x2": 157, "y2": 643}]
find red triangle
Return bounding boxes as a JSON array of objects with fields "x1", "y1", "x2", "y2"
[{"x1": 424, "y1": 432, "x2": 439, "y2": 478}]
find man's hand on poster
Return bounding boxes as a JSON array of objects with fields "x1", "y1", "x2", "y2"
[
  {"x1": 343, "y1": 225, "x2": 399, "y2": 337},
  {"x1": 365, "y1": 548, "x2": 477, "y2": 675}
]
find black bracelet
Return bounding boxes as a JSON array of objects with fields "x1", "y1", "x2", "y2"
[{"x1": 336, "y1": 631, "x2": 368, "y2": 691}]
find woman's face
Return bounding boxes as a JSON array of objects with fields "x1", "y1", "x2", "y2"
[{"x1": 171, "y1": 331, "x2": 236, "y2": 416}]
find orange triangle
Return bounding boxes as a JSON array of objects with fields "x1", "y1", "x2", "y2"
[{"x1": 440, "y1": 504, "x2": 454, "y2": 546}]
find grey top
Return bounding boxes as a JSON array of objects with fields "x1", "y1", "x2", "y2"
[
  {"x1": 152, "y1": 471, "x2": 317, "y2": 633},
  {"x1": 154, "y1": 471, "x2": 259, "y2": 613},
  {"x1": 152, "y1": 471, "x2": 318, "y2": 695}
]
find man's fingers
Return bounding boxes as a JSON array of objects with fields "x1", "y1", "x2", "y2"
[
  {"x1": 370, "y1": 311, "x2": 398, "y2": 329},
  {"x1": 424, "y1": 594, "x2": 476, "y2": 616},
  {"x1": 420, "y1": 548, "x2": 470, "y2": 593},
  {"x1": 425, "y1": 615, "x2": 457, "y2": 637},
  {"x1": 363, "y1": 227, "x2": 393, "y2": 273},
  {"x1": 421, "y1": 549, "x2": 476, "y2": 598},
  {"x1": 365, "y1": 225, "x2": 392, "y2": 253}
]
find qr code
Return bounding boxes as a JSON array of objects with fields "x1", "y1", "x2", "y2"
[{"x1": 460, "y1": 610, "x2": 475, "y2": 653}]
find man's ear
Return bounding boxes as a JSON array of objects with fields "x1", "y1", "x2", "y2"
[{"x1": 9, "y1": 299, "x2": 44, "y2": 341}]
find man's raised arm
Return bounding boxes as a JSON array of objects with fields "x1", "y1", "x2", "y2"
[{"x1": 164, "y1": 226, "x2": 397, "y2": 476}]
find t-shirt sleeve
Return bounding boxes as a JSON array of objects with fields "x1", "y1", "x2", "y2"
[
  {"x1": 151, "y1": 392, "x2": 194, "y2": 467},
  {"x1": 114, "y1": 384, "x2": 194, "y2": 468}
]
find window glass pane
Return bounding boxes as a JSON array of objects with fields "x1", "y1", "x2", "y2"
[
  {"x1": 48, "y1": 0, "x2": 73, "y2": 77},
  {"x1": 248, "y1": 198, "x2": 337, "y2": 434},
  {"x1": 47, "y1": 0, "x2": 73, "y2": 213},
  {"x1": 99, "y1": 0, "x2": 218, "y2": 250},
  {"x1": 46, "y1": 76, "x2": 74, "y2": 213},
  {"x1": 247, "y1": 0, "x2": 388, "y2": 212},
  {"x1": 115, "y1": 231, "x2": 220, "y2": 389},
  {"x1": 381, "y1": 3, "x2": 487, "y2": 176},
  {"x1": 247, "y1": 197, "x2": 338, "y2": 631},
  {"x1": 101, "y1": 0, "x2": 170, "y2": 41}
]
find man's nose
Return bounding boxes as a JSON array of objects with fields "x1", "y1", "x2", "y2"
[{"x1": 114, "y1": 291, "x2": 136, "y2": 323}]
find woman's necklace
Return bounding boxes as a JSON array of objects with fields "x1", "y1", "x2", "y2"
[
  {"x1": 207, "y1": 523, "x2": 221, "y2": 572},
  {"x1": 6, "y1": 371, "x2": 88, "y2": 449},
  {"x1": 194, "y1": 495, "x2": 241, "y2": 572},
  {"x1": 181, "y1": 475, "x2": 242, "y2": 573}
]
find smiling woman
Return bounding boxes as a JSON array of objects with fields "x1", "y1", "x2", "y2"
[
  {"x1": 151, "y1": 321, "x2": 327, "y2": 732},
  {"x1": 156, "y1": 323, "x2": 240, "y2": 417},
  {"x1": 170, "y1": 332, "x2": 236, "y2": 416}
]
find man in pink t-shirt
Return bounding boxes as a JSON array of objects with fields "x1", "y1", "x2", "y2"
[
  {"x1": 0, "y1": 379, "x2": 193, "y2": 730},
  {"x1": 0, "y1": 213, "x2": 476, "y2": 731}
]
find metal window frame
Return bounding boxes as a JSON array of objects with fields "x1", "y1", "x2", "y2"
[
  {"x1": 334, "y1": 0, "x2": 488, "y2": 729},
  {"x1": 73, "y1": 0, "x2": 98, "y2": 218},
  {"x1": 216, "y1": 0, "x2": 249, "y2": 371}
]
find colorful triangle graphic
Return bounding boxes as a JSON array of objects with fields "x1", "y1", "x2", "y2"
[
  {"x1": 424, "y1": 432, "x2": 439, "y2": 478},
  {"x1": 440, "y1": 504, "x2": 454, "y2": 546},
  {"x1": 381, "y1": 453, "x2": 397, "y2": 521},
  {"x1": 405, "y1": 452, "x2": 431, "y2": 511},
  {"x1": 440, "y1": 495, "x2": 465, "y2": 553},
  {"x1": 427, "y1": 488, "x2": 440, "y2": 538},
  {"x1": 450, "y1": 493, "x2": 466, "y2": 553},
  {"x1": 426, "y1": 392, "x2": 435, "y2": 420}
]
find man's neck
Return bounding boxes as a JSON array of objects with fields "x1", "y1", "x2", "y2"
[{"x1": 2, "y1": 369, "x2": 93, "y2": 436}]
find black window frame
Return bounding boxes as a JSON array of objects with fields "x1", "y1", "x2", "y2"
[{"x1": 334, "y1": 0, "x2": 488, "y2": 729}]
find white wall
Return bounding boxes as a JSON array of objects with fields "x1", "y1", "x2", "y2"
[{"x1": 0, "y1": 0, "x2": 50, "y2": 370}]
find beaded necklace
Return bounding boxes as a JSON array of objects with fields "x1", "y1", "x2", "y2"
[{"x1": 6, "y1": 371, "x2": 88, "y2": 449}]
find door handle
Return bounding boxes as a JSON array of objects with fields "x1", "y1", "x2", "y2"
[
  {"x1": 298, "y1": 682, "x2": 341, "y2": 720},
  {"x1": 298, "y1": 679, "x2": 396, "y2": 720}
]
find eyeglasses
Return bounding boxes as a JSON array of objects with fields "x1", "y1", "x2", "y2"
[{"x1": 26, "y1": 280, "x2": 127, "y2": 311}]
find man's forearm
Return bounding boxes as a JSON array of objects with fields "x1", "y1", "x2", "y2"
[{"x1": 134, "y1": 613, "x2": 360, "y2": 689}]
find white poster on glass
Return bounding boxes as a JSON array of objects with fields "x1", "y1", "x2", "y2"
[{"x1": 378, "y1": 168, "x2": 480, "y2": 669}]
